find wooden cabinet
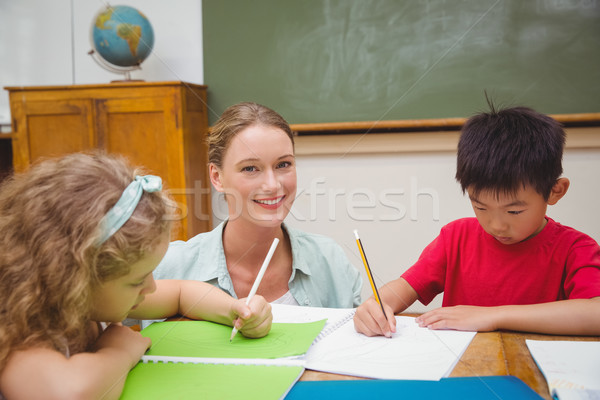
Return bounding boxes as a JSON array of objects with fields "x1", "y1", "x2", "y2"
[
  {"x1": 5, "y1": 81, "x2": 211, "y2": 241},
  {"x1": 0, "y1": 134, "x2": 12, "y2": 183}
]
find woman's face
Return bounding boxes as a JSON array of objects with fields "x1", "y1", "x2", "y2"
[{"x1": 210, "y1": 124, "x2": 297, "y2": 228}]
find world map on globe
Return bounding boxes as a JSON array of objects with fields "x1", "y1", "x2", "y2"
[{"x1": 91, "y1": 5, "x2": 154, "y2": 68}]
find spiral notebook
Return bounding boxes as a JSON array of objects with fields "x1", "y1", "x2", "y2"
[
  {"x1": 271, "y1": 303, "x2": 356, "y2": 342},
  {"x1": 271, "y1": 304, "x2": 476, "y2": 381},
  {"x1": 119, "y1": 319, "x2": 325, "y2": 400}
]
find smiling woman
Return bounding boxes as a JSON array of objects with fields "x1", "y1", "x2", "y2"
[{"x1": 150, "y1": 102, "x2": 363, "y2": 310}]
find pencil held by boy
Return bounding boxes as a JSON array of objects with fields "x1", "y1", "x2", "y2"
[
  {"x1": 354, "y1": 103, "x2": 600, "y2": 337},
  {"x1": 0, "y1": 152, "x2": 272, "y2": 400}
]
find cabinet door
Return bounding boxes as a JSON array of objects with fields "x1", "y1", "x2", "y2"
[
  {"x1": 11, "y1": 100, "x2": 96, "y2": 171},
  {"x1": 95, "y1": 97, "x2": 175, "y2": 178},
  {"x1": 95, "y1": 96, "x2": 189, "y2": 240}
]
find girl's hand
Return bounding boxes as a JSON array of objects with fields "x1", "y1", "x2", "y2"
[
  {"x1": 92, "y1": 323, "x2": 151, "y2": 367},
  {"x1": 231, "y1": 295, "x2": 272, "y2": 338}
]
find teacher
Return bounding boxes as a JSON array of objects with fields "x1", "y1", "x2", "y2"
[{"x1": 153, "y1": 102, "x2": 362, "y2": 307}]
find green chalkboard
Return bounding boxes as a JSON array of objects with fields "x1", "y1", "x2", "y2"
[{"x1": 203, "y1": 0, "x2": 600, "y2": 125}]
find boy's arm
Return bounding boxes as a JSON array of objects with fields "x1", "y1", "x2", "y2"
[
  {"x1": 130, "y1": 280, "x2": 272, "y2": 338},
  {"x1": 0, "y1": 324, "x2": 149, "y2": 400},
  {"x1": 354, "y1": 277, "x2": 419, "y2": 337},
  {"x1": 416, "y1": 297, "x2": 600, "y2": 335}
]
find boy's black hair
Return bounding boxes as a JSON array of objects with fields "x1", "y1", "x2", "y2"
[{"x1": 456, "y1": 100, "x2": 565, "y2": 200}]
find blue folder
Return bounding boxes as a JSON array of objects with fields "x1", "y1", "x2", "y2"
[{"x1": 285, "y1": 376, "x2": 543, "y2": 399}]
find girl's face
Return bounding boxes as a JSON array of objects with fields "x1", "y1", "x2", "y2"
[
  {"x1": 210, "y1": 124, "x2": 297, "y2": 228},
  {"x1": 89, "y1": 233, "x2": 169, "y2": 322}
]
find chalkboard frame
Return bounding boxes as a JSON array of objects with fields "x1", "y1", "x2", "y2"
[{"x1": 290, "y1": 113, "x2": 600, "y2": 136}]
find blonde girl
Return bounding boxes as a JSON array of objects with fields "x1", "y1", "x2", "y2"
[{"x1": 0, "y1": 152, "x2": 271, "y2": 399}]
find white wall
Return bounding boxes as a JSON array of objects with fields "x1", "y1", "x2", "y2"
[
  {"x1": 0, "y1": 0, "x2": 203, "y2": 124},
  {"x1": 0, "y1": 0, "x2": 71, "y2": 123}
]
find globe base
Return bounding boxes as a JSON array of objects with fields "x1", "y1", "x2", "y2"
[
  {"x1": 88, "y1": 50, "x2": 144, "y2": 82},
  {"x1": 110, "y1": 78, "x2": 145, "y2": 83}
]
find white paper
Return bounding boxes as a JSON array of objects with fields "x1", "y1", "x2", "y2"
[
  {"x1": 526, "y1": 340, "x2": 600, "y2": 400},
  {"x1": 553, "y1": 388, "x2": 600, "y2": 400},
  {"x1": 271, "y1": 303, "x2": 355, "y2": 325},
  {"x1": 304, "y1": 315, "x2": 476, "y2": 380}
]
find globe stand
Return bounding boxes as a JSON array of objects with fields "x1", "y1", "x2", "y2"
[{"x1": 88, "y1": 49, "x2": 144, "y2": 82}]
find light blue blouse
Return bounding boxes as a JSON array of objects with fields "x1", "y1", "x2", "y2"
[{"x1": 153, "y1": 221, "x2": 363, "y2": 308}]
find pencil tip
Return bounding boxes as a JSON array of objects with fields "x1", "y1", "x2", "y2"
[{"x1": 353, "y1": 229, "x2": 359, "y2": 239}]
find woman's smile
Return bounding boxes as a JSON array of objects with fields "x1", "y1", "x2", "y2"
[{"x1": 254, "y1": 195, "x2": 286, "y2": 208}]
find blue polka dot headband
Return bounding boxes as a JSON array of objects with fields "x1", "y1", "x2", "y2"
[{"x1": 96, "y1": 175, "x2": 162, "y2": 246}]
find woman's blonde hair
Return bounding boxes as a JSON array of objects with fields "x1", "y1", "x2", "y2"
[
  {"x1": 208, "y1": 102, "x2": 295, "y2": 168},
  {"x1": 0, "y1": 152, "x2": 171, "y2": 370}
]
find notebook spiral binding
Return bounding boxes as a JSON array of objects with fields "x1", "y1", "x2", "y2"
[
  {"x1": 141, "y1": 354, "x2": 305, "y2": 367},
  {"x1": 313, "y1": 309, "x2": 356, "y2": 343}
]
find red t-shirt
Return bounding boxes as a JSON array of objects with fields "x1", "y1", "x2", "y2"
[{"x1": 402, "y1": 217, "x2": 600, "y2": 306}]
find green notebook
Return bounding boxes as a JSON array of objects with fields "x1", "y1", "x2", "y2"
[{"x1": 119, "y1": 320, "x2": 326, "y2": 400}]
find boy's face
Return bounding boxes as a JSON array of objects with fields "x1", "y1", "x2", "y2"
[
  {"x1": 89, "y1": 233, "x2": 169, "y2": 322},
  {"x1": 468, "y1": 185, "x2": 549, "y2": 245}
]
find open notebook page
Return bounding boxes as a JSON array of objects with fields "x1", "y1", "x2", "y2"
[
  {"x1": 271, "y1": 303, "x2": 355, "y2": 342},
  {"x1": 304, "y1": 315, "x2": 476, "y2": 380},
  {"x1": 271, "y1": 304, "x2": 476, "y2": 380}
]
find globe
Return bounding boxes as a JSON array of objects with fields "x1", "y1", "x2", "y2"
[{"x1": 90, "y1": 5, "x2": 154, "y2": 79}]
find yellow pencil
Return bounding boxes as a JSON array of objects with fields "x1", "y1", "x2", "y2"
[{"x1": 354, "y1": 230, "x2": 389, "y2": 322}]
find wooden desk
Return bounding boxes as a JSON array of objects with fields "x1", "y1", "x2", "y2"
[{"x1": 299, "y1": 329, "x2": 600, "y2": 400}]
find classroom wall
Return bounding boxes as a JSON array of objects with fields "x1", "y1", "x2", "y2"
[{"x1": 3, "y1": 1, "x2": 600, "y2": 312}]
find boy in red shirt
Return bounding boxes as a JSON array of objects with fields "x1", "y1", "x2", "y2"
[{"x1": 354, "y1": 104, "x2": 600, "y2": 336}]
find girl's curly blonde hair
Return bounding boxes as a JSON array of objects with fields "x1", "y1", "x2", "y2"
[{"x1": 0, "y1": 152, "x2": 171, "y2": 371}]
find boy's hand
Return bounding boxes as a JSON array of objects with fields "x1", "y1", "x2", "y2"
[
  {"x1": 353, "y1": 297, "x2": 396, "y2": 338},
  {"x1": 231, "y1": 295, "x2": 272, "y2": 338},
  {"x1": 416, "y1": 305, "x2": 498, "y2": 332}
]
